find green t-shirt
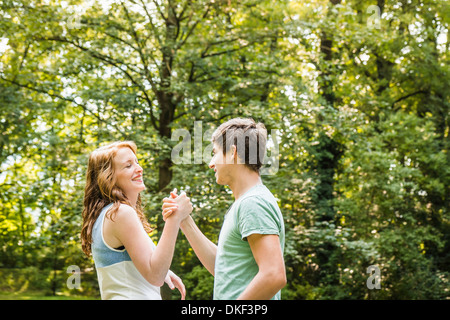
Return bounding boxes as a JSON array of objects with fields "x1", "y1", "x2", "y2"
[{"x1": 213, "y1": 184, "x2": 285, "y2": 300}]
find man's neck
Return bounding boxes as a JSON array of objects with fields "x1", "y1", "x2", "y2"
[{"x1": 228, "y1": 169, "x2": 262, "y2": 201}]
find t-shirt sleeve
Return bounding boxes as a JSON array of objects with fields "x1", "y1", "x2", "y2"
[{"x1": 237, "y1": 196, "x2": 281, "y2": 241}]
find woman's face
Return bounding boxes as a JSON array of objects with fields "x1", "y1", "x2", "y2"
[{"x1": 113, "y1": 147, "x2": 145, "y2": 196}]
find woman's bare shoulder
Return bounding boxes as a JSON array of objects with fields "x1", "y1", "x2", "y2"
[{"x1": 106, "y1": 203, "x2": 138, "y2": 224}]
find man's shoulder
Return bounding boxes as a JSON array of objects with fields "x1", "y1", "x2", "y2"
[
  {"x1": 239, "y1": 185, "x2": 278, "y2": 207},
  {"x1": 236, "y1": 185, "x2": 282, "y2": 220}
]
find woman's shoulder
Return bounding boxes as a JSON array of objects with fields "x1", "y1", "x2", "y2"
[
  {"x1": 118, "y1": 203, "x2": 136, "y2": 213},
  {"x1": 106, "y1": 203, "x2": 138, "y2": 223}
]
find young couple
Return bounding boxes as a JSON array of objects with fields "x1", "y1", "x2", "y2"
[{"x1": 81, "y1": 118, "x2": 286, "y2": 300}]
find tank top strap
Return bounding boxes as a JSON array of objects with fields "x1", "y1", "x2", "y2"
[{"x1": 91, "y1": 203, "x2": 132, "y2": 268}]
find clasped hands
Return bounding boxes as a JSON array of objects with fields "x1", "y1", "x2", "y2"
[
  {"x1": 161, "y1": 188, "x2": 192, "y2": 300},
  {"x1": 162, "y1": 188, "x2": 193, "y2": 223}
]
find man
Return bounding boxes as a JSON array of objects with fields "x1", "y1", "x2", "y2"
[{"x1": 163, "y1": 118, "x2": 286, "y2": 300}]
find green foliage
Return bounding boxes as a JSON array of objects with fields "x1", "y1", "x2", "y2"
[
  {"x1": 182, "y1": 265, "x2": 214, "y2": 300},
  {"x1": 0, "y1": 0, "x2": 448, "y2": 299}
]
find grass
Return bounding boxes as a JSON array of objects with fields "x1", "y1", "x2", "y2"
[{"x1": 0, "y1": 291, "x2": 99, "y2": 300}]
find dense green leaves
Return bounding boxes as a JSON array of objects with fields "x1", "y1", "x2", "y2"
[{"x1": 1, "y1": 0, "x2": 449, "y2": 299}]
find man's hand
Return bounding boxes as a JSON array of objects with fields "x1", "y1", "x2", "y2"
[{"x1": 162, "y1": 188, "x2": 190, "y2": 221}]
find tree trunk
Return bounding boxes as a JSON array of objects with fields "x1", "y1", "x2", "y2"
[
  {"x1": 315, "y1": 0, "x2": 343, "y2": 222},
  {"x1": 313, "y1": 0, "x2": 345, "y2": 290},
  {"x1": 157, "y1": 2, "x2": 178, "y2": 192}
]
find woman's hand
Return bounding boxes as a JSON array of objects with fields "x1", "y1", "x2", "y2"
[
  {"x1": 162, "y1": 188, "x2": 192, "y2": 222},
  {"x1": 162, "y1": 188, "x2": 178, "y2": 221},
  {"x1": 164, "y1": 270, "x2": 186, "y2": 300}
]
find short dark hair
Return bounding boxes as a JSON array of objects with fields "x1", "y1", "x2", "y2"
[{"x1": 211, "y1": 118, "x2": 267, "y2": 173}]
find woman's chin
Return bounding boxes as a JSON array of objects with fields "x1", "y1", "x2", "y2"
[{"x1": 133, "y1": 182, "x2": 146, "y2": 192}]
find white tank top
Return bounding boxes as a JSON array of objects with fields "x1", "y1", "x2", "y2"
[{"x1": 91, "y1": 203, "x2": 161, "y2": 300}]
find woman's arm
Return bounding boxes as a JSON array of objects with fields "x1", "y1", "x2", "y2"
[
  {"x1": 165, "y1": 270, "x2": 186, "y2": 300},
  {"x1": 163, "y1": 194, "x2": 217, "y2": 276},
  {"x1": 110, "y1": 198, "x2": 191, "y2": 287}
]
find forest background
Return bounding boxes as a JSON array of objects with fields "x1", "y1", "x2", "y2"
[{"x1": 0, "y1": 0, "x2": 449, "y2": 299}]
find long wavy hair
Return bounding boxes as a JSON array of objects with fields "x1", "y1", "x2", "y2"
[{"x1": 81, "y1": 141, "x2": 153, "y2": 256}]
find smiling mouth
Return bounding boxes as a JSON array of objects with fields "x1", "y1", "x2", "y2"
[{"x1": 132, "y1": 176, "x2": 143, "y2": 182}]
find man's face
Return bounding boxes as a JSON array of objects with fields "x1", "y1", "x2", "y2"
[{"x1": 208, "y1": 142, "x2": 236, "y2": 185}]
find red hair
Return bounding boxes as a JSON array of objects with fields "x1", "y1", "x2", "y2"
[{"x1": 81, "y1": 141, "x2": 152, "y2": 256}]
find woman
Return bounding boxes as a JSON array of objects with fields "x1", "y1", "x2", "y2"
[{"x1": 81, "y1": 141, "x2": 192, "y2": 300}]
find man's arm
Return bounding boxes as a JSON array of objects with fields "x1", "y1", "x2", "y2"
[
  {"x1": 163, "y1": 191, "x2": 217, "y2": 276},
  {"x1": 237, "y1": 234, "x2": 286, "y2": 300},
  {"x1": 180, "y1": 216, "x2": 217, "y2": 276}
]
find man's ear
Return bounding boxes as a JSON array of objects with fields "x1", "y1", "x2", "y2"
[
  {"x1": 230, "y1": 145, "x2": 241, "y2": 164},
  {"x1": 225, "y1": 145, "x2": 237, "y2": 164},
  {"x1": 230, "y1": 145, "x2": 237, "y2": 158}
]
